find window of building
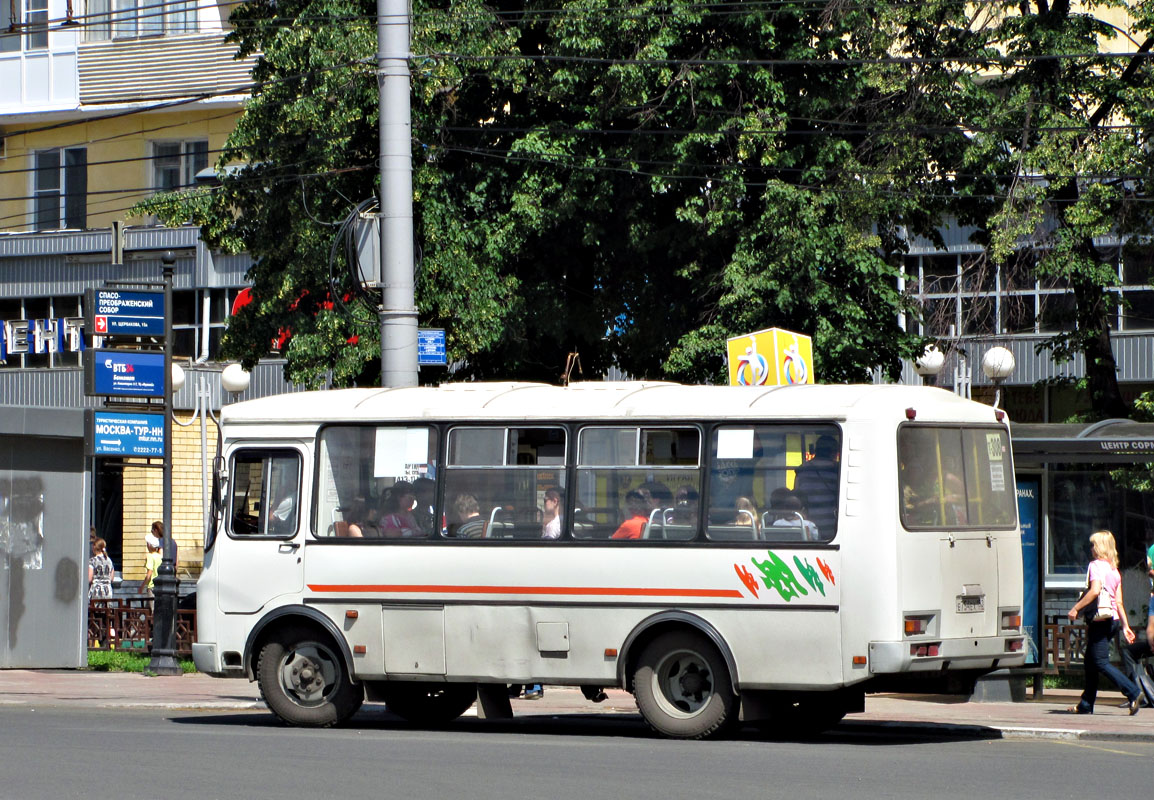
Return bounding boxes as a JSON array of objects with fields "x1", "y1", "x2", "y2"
[
  {"x1": 1, "y1": 2, "x2": 19, "y2": 52},
  {"x1": 23, "y1": 0, "x2": 48, "y2": 50},
  {"x1": 172, "y1": 288, "x2": 237, "y2": 360},
  {"x1": 153, "y1": 140, "x2": 208, "y2": 192},
  {"x1": 33, "y1": 148, "x2": 87, "y2": 231},
  {"x1": 84, "y1": 0, "x2": 197, "y2": 41}
]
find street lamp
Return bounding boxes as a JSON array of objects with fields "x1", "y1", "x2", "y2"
[
  {"x1": 914, "y1": 344, "x2": 946, "y2": 385},
  {"x1": 982, "y1": 345, "x2": 1016, "y2": 409}
]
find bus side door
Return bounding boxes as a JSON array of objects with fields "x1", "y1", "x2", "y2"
[{"x1": 217, "y1": 446, "x2": 306, "y2": 614}]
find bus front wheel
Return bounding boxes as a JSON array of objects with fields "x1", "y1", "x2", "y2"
[
  {"x1": 379, "y1": 681, "x2": 477, "y2": 725},
  {"x1": 257, "y1": 627, "x2": 363, "y2": 727},
  {"x1": 633, "y1": 630, "x2": 736, "y2": 739}
]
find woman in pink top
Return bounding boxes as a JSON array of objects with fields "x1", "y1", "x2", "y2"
[{"x1": 1067, "y1": 530, "x2": 1142, "y2": 715}]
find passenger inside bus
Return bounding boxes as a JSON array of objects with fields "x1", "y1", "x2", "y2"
[
  {"x1": 541, "y1": 488, "x2": 562, "y2": 539},
  {"x1": 731, "y1": 496, "x2": 760, "y2": 534},
  {"x1": 379, "y1": 481, "x2": 424, "y2": 538},
  {"x1": 767, "y1": 487, "x2": 819, "y2": 540},
  {"x1": 793, "y1": 435, "x2": 839, "y2": 534},
  {"x1": 452, "y1": 494, "x2": 486, "y2": 538},
  {"x1": 611, "y1": 490, "x2": 650, "y2": 539},
  {"x1": 344, "y1": 501, "x2": 375, "y2": 538},
  {"x1": 412, "y1": 477, "x2": 437, "y2": 535}
]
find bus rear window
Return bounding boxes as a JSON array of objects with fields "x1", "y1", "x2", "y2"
[{"x1": 898, "y1": 426, "x2": 1016, "y2": 529}]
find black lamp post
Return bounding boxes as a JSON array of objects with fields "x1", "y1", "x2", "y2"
[{"x1": 148, "y1": 251, "x2": 181, "y2": 675}]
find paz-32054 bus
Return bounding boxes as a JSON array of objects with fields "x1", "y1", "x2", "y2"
[{"x1": 193, "y1": 381, "x2": 1025, "y2": 739}]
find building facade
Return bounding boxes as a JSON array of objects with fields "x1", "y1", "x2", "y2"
[{"x1": 0, "y1": 0, "x2": 298, "y2": 586}]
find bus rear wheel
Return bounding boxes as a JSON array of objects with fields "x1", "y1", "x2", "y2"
[
  {"x1": 633, "y1": 630, "x2": 736, "y2": 739},
  {"x1": 380, "y1": 681, "x2": 477, "y2": 725},
  {"x1": 257, "y1": 627, "x2": 363, "y2": 727}
]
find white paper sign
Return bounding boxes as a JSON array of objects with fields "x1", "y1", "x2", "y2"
[
  {"x1": 375, "y1": 427, "x2": 429, "y2": 477},
  {"x1": 716, "y1": 428, "x2": 754, "y2": 460}
]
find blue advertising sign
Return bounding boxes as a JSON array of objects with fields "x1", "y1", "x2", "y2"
[
  {"x1": 85, "y1": 288, "x2": 165, "y2": 337},
  {"x1": 1016, "y1": 476, "x2": 1041, "y2": 664},
  {"x1": 84, "y1": 350, "x2": 166, "y2": 398},
  {"x1": 85, "y1": 411, "x2": 165, "y2": 457},
  {"x1": 418, "y1": 328, "x2": 447, "y2": 366}
]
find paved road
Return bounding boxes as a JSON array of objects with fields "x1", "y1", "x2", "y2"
[{"x1": 3, "y1": 705, "x2": 1151, "y2": 800}]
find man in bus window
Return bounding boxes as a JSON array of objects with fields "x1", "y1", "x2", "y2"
[
  {"x1": 412, "y1": 477, "x2": 437, "y2": 535},
  {"x1": 611, "y1": 490, "x2": 650, "y2": 540},
  {"x1": 453, "y1": 494, "x2": 486, "y2": 539},
  {"x1": 794, "y1": 435, "x2": 839, "y2": 535}
]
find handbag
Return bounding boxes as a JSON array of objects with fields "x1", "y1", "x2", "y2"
[{"x1": 1078, "y1": 581, "x2": 1113, "y2": 623}]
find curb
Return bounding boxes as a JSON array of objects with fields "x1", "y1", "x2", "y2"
[{"x1": 841, "y1": 719, "x2": 1154, "y2": 743}]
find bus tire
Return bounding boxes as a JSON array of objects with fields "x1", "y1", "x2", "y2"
[
  {"x1": 257, "y1": 627, "x2": 363, "y2": 727},
  {"x1": 380, "y1": 681, "x2": 477, "y2": 725},
  {"x1": 633, "y1": 630, "x2": 736, "y2": 739}
]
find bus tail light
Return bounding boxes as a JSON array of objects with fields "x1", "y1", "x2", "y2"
[
  {"x1": 904, "y1": 614, "x2": 934, "y2": 636},
  {"x1": 1000, "y1": 612, "x2": 1021, "y2": 632},
  {"x1": 910, "y1": 643, "x2": 940, "y2": 657},
  {"x1": 1005, "y1": 639, "x2": 1024, "y2": 653}
]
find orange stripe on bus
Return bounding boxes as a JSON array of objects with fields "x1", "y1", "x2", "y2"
[{"x1": 307, "y1": 584, "x2": 744, "y2": 599}]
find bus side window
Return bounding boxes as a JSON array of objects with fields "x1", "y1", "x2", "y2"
[{"x1": 230, "y1": 450, "x2": 301, "y2": 537}]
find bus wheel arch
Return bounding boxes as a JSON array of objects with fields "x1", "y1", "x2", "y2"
[
  {"x1": 619, "y1": 612, "x2": 739, "y2": 694},
  {"x1": 247, "y1": 609, "x2": 364, "y2": 727}
]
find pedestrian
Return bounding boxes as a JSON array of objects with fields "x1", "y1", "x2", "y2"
[
  {"x1": 1067, "y1": 530, "x2": 1142, "y2": 715},
  {"x1": 141, "y1": 530, "x2": 162, "y2": 596},
  {"x1": 88, "y1": 537, "x2": 115, "y2": 599},
  {"x1": 1120, "y1": 538, "x2": 1154, "y2": 706}
]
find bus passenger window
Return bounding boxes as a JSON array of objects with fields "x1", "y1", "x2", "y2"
[
  {"x1": 575, "y1": 426, "x2": 701, "y2": 541},
  {"x1": 229, "y1": 450, "x2": 301, "y2": 537},
  {"x1": 444, "y1": 426, "x2": 567, "y2": 540},
  {"x1": 707, "y1": 425, "x2": 840, "y2": 542},
  {"x1": 316, "y1": 425, "x2": 439, "y2": 540}
]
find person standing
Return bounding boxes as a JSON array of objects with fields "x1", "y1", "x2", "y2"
[
  {"x1": 1121, "y1": 539, "x2": 1154, "y2": 705},
  {"x1": 1067, "y1": 530, "x2": 1142, "y2": 715},
  {"x1": 88, "y1": 537, "x2": 115, "y2": 599}
]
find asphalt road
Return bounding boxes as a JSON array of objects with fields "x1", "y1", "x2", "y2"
[{"x1": 3, "y1": 706, "x2": 1151, "y2": 800}]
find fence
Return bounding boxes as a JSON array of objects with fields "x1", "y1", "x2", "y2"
[
  {"x1": 87, "y1": 598, "x2": 197, "y2": 657},
  {"x1": 1043, "y1": 619, "x2": 1086, "y2": 674}
]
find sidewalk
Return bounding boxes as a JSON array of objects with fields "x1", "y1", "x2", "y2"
[{"x1": 2, "y1": 670, "x2": 1153, "y2": 742}]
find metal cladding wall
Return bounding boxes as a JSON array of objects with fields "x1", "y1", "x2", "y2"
[{"x1": 0, "y1": 407, "x2": 87, "y2": 669}]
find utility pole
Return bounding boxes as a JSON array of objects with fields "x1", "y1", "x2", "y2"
[{"x1": 377, "y1": 0, "x2": 418, "y2": 387}]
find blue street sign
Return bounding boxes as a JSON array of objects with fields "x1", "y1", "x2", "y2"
[
  {"x1": 85, "y1": 288, "x2": 165, "y2": 338},
  {"x1": 84, "y1": 350, "x2": 166, "y2": 398},
  {"x1": 418, "y1": 328, "x2": 447, "y2": 366},
  {"x1": 86, "y1": 411, "x2": 165, "y2": 457}
]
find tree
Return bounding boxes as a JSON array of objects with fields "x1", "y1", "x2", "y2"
[{"x1": 948, "y1": 1, "x2": 1154, "y2": 420}]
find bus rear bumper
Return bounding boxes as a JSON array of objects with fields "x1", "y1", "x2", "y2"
[
  {"x1": 192, "y1": 643, "x2": 222, "y2": 675},
  {"x1": 868, "y1": 637, "x2": 1027, "y2": 674}
]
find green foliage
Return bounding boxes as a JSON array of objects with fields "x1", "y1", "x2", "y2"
[
  {"x1": 87, "y1": 649, "x2": 197, "y2": 674},
  {"x1": 134, "y1": 1, "x2": 1154, "y2": 400}
]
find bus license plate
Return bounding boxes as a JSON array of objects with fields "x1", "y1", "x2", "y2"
[{"x1": 957, "y1": 596, "x2": 984, "y2": 613}]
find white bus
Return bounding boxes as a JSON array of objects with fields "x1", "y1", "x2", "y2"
[{"x1": 193, "y1": 381, "x2": 1025, "y2": 739}]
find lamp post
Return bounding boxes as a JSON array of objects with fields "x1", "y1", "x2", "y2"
[
  {"x1": 914, "y1": 344, "x2": 946, "y2": 385},
  {"x1": 148, "y1": 252, "x2": 180, "y2": 676},
  {"x1": 982, "y1": 345, "x2": 1016, "y2": 409}
]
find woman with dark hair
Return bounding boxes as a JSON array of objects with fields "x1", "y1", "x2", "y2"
[
  {"x1": 379, "y1": 481, "x2": 422, "y2": 538},
  {"x1": 88, "y1": 538, "x2": 115, "y2": 599}
]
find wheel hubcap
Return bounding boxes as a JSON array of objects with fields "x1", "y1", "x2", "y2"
[
  {"x1": 280, "y1": 644, "x2": 338, "y2": 706},
  {"x1": 654, "y1": 648, "x2": 713, "y2": 717}
]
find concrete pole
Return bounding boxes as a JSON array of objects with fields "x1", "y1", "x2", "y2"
[{"x1": 378, "y1": 0, "x2": 418, "y2": 387}]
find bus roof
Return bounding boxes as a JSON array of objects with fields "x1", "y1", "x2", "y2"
[{"x1": 220, "y1": 381, "x2": 1003, "y2": 426}]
